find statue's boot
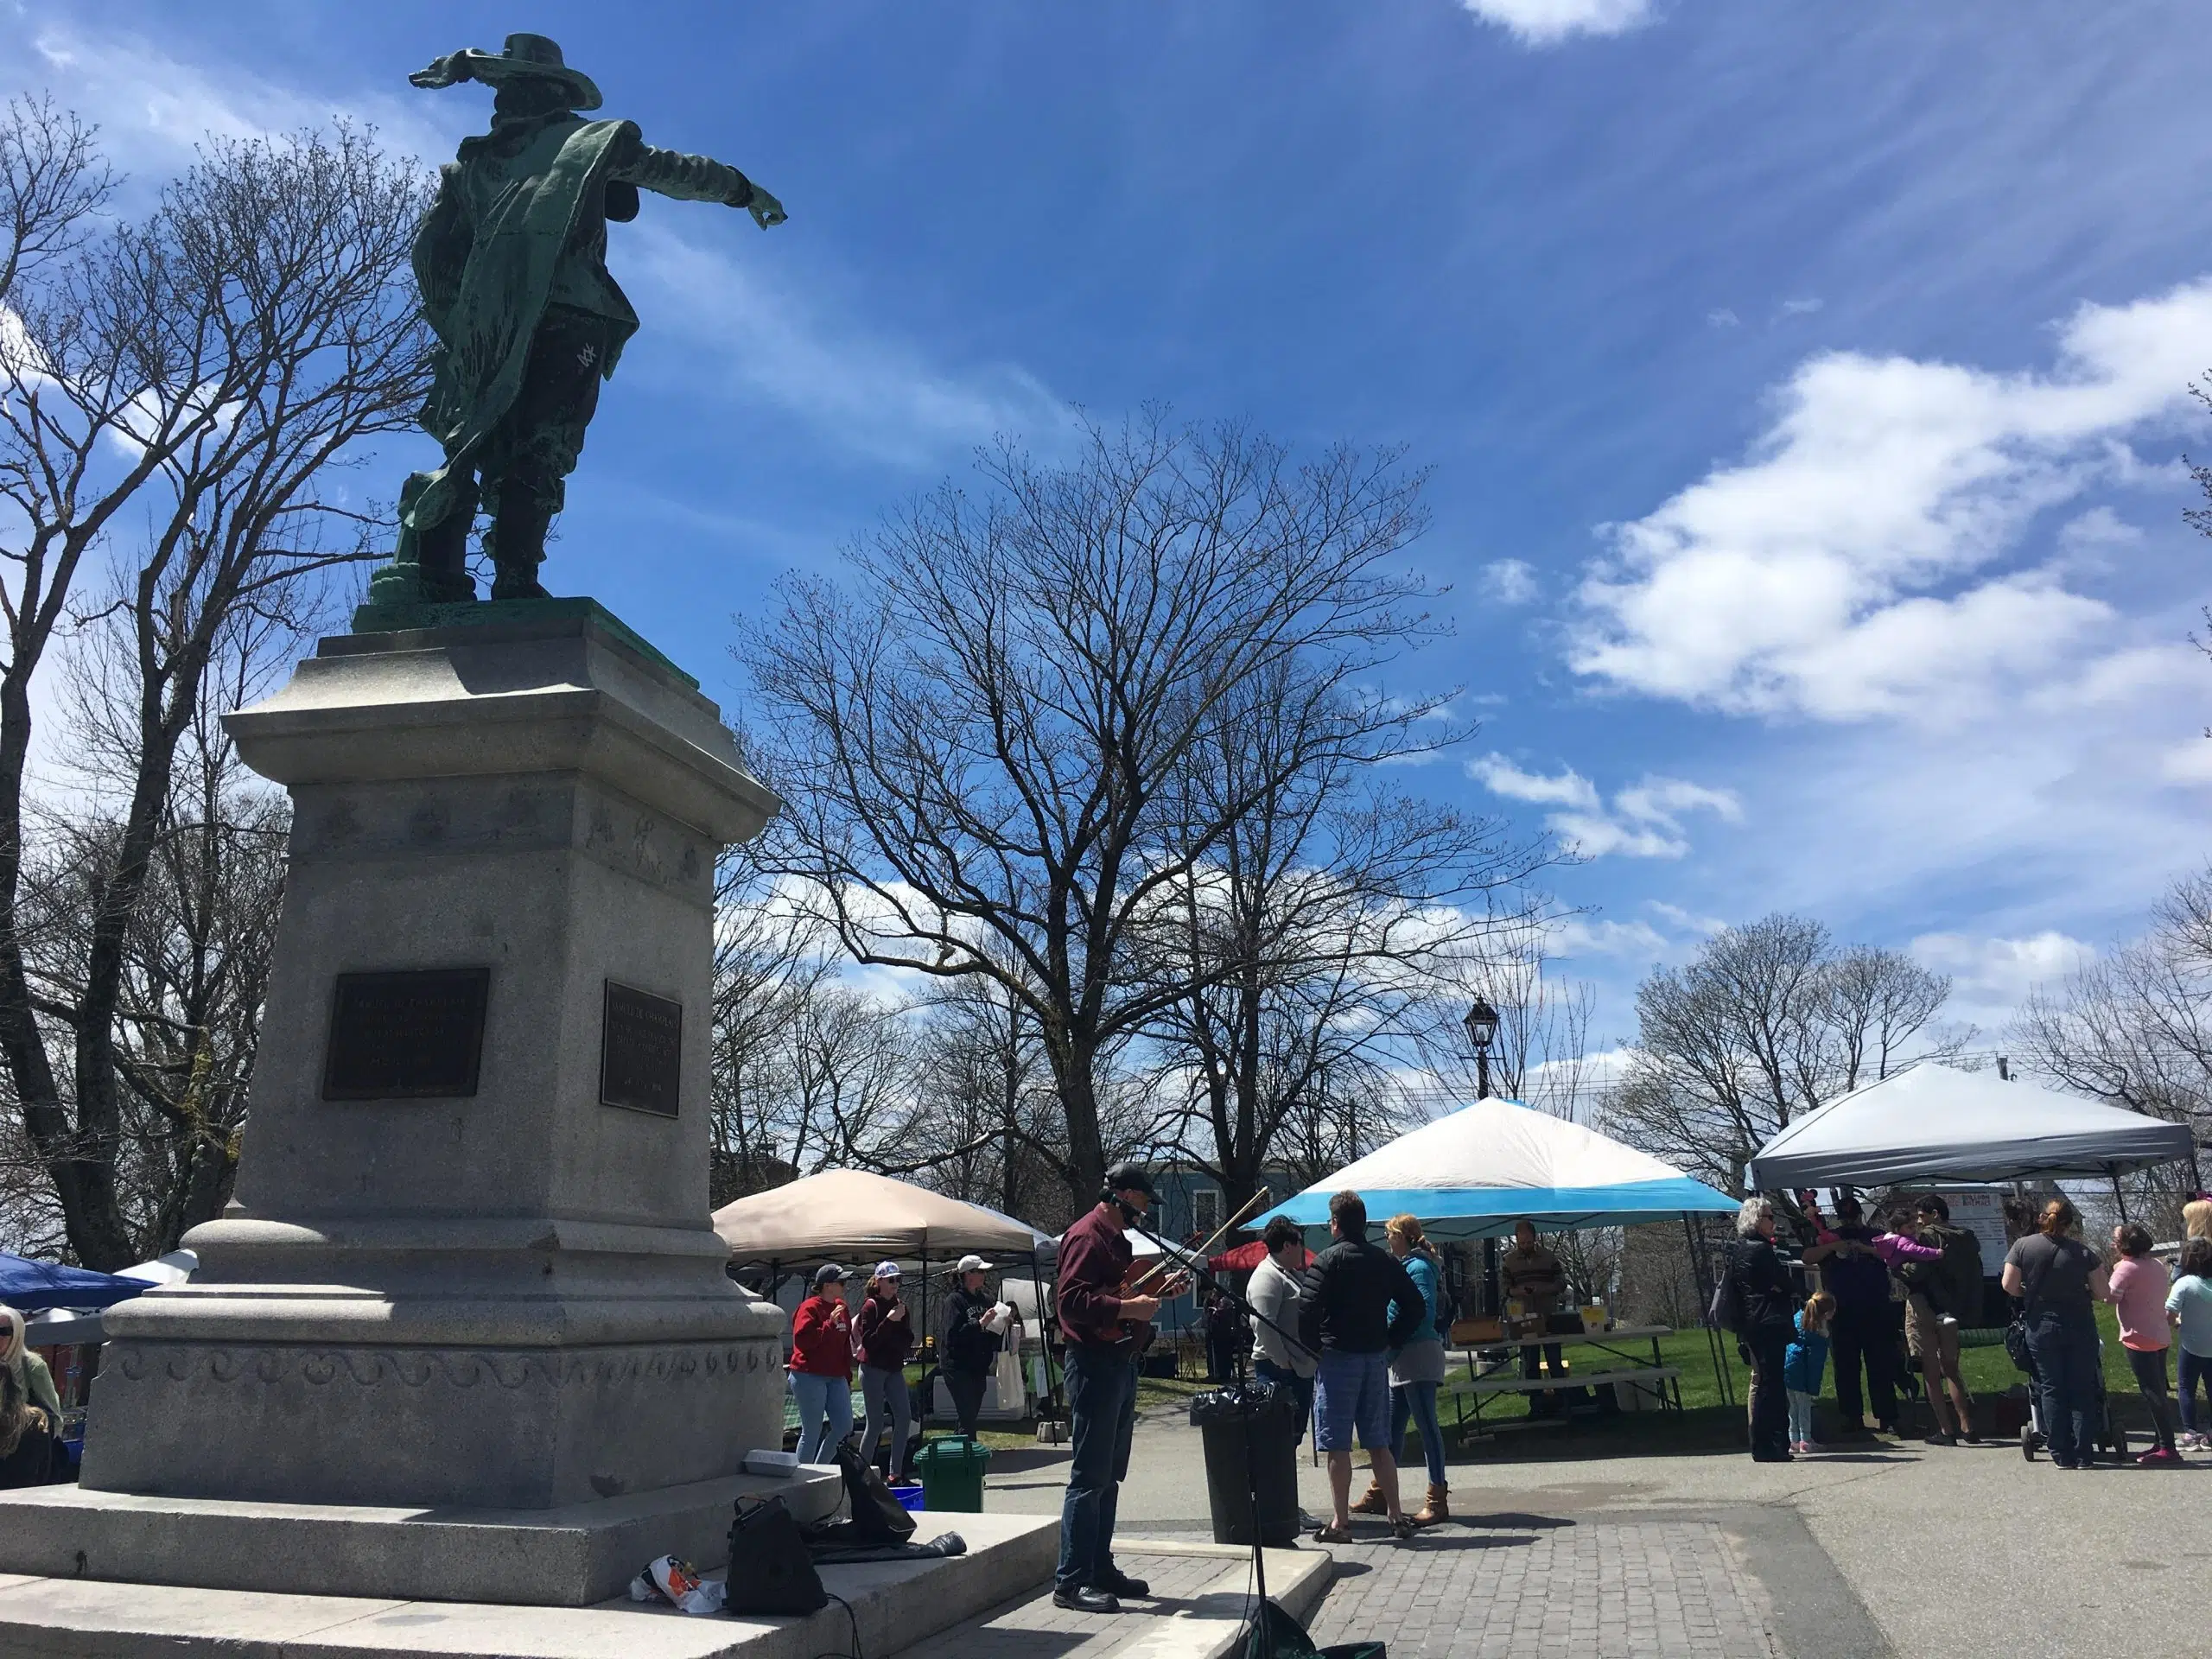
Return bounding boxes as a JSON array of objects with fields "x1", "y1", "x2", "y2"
[
  {"x1": 414, "y1": 499, "x2": 478, "y2": 603},
  {"x1": 487, "y1": 489, "x2": 554, "y2": 601}
]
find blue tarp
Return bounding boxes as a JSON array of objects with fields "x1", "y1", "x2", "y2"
[{"x1": 0, "y1": 1251, "x2": 149, "y2": 1313}]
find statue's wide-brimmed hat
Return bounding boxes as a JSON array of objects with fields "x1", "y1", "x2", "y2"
[{"x1": 410, "y1": 33, "x2": 602, "y2": 111}]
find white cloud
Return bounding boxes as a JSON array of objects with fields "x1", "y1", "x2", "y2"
[
  {"x1": 623, "y1": 221, "x2": 1066, "y2": 468},
  {"x1": 1778, "y1": 297, "x2": 1824, "y2": 318},
  {"x1": 1481, "y1": 557, "x2": 1541, "y2": 605},
  {"x1": 1459, "y1": 1, "x2": 1656, "y2": 47},
  {"x1": 1911, "y1": 930, "x2": 2094, "y2": 1025},
  {"x1": 1643, "y1": 899, "x2": 1727, "y2": 936},
  {"x1": 1568, "y1": 279, "x2": 2212, "y2": 722},
  {"x1": 1548, "y1": 917, "x2": 1669, "y2": 958},
  {"x1": 12, "y1": 20, "x2": 456, "y2": 175},
  {"x1": 1706, "y1": 308, "x2": 1741, "y2": 329},
  {"x1": 1469, "y1": 753, "x2": 1741, "y2": 859},
  {"x1": 2158, "y1": 737, "x2": 2212, "y2": 785}
]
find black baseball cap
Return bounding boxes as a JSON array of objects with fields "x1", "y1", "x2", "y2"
[{"x1": 1104, "y1": 1163, "x2": 1157, "y2": 1199}]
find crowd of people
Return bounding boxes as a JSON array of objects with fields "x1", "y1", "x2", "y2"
[{"x1": 1725, "y1": 1188, "x2": 2212, "y2": 1469}]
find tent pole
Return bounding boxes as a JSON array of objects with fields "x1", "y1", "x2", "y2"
[
  {"x1": 1684, "y1": 1212, "x2": 1733, "y2": 1414},
  {"x1": 2111, "y1": 1170, "x2": 2129, "y2": 1226}
]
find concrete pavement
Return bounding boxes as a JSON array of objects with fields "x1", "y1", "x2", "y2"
[{"x1": 985, "y1": 1405, "x2": 2209, "y2": 1657}]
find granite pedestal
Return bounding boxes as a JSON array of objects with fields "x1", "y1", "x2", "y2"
[{"x1": 0, "y1": 606, "x2": 799, "y2": 1605}]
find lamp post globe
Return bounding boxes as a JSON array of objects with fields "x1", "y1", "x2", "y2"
[{"x1": 1463, "y1": 995, "x2": 1499, "y2": 1099}]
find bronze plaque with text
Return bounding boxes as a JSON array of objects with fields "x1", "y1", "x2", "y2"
[
  {"x1": 321, "y1": 968, "x2": 490, "y2": 1099},
  {"x1": 600, "y1": 981, "x2": 683, "y2": 1116}
]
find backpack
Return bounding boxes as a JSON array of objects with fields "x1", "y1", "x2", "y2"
[
  {"x1": 1706, "y1": 1246, "x2": 1749, "y2": 1335},
  {"x1": 723, "y1": 1494, "x2": 828, "y2": 1615}
]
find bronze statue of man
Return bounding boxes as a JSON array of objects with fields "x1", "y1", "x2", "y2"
[{"x1": 390, "y1": 34, "x2": 785, "y2": 604}]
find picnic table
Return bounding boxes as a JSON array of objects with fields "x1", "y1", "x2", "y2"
[{"x1": 1442, "y1": 1322, "x2": 1683, "y2": 1433}]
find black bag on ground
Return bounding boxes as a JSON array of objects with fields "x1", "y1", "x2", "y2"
[
  {"x1": 725, "y1": 1494, "x2": 828, "y2": 1617},
  {"x1": 800, "y1": 1440, "x2": 918, "y2": 1548}
]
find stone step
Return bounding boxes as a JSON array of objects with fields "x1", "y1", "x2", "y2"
[
  {"x1": 0, "y1": 1509, "x2": 1058, "y2": 1659},
  {"x1": 895, "y1": 1540, "x2": 1334, "y2": 1659}
]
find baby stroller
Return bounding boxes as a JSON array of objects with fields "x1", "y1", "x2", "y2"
[{"x1": 2009, "y1": 1316, "x2": 2126, "y2": 1462}]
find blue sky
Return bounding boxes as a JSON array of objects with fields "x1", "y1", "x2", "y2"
[{"x1": 9, "y1": 0, "x2": 2212, "y2": 1049}]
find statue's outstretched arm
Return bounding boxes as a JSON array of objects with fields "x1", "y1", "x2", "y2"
[{"x1": 619, "y1": 144, "x2": 786, "y2": 228}]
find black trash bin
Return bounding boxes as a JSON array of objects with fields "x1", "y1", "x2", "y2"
[{"x1": 1189, "y1": 1382, "x2": 1300, "y2": 1547}]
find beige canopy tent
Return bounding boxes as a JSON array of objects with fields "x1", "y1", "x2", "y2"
[
  {"x1": 711, "y1": 1168, "x2": 1054, "y2": 1263},
  {"x1": 713, "y1": 1168, "x2": 1062, "y2": 1420}
]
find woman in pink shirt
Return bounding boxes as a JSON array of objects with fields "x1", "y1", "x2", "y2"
[{"x1": 2107, "y1": 1222, "x2": 2181, "y2": 1465}]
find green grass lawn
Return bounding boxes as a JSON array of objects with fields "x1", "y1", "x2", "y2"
[{"x1": 1425, "y1": 1306, "x2": 2163, "y2": 1461}]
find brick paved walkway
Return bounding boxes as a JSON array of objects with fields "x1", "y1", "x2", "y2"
[{"x1": 1302, "y1": 1516, "x2": 1780, "y2": 1659}]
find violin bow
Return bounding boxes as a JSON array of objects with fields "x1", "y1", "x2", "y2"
[{"x1": 1128, "y1": 1185, "x2": 1272, "y2": 1294}]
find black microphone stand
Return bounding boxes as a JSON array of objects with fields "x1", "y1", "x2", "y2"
[{"x1": 1128, "y1": 1217, "x2": 1314, "y2": 1649}]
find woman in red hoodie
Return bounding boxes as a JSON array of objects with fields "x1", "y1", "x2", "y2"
[{"x1": 790, "y1": 1263, "x2": 855, "y2": 1463}]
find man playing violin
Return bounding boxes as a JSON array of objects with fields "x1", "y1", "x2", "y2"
[{"x1": 1052, "y1": 1164, "x2": 1184, "y2": 1613}]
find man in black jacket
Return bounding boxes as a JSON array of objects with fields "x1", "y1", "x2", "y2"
[{"x1": 1299, "y1": 1191, "x2": 1425, "y2": 1541}]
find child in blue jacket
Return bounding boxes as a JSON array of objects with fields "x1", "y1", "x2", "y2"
[{"x1": 1782, "y1": 1290, "x2": 1835, "y2": 1453}]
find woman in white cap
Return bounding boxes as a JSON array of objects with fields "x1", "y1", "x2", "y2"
[
  {"x1": 854, "y1": 1262, "x2": 916, "y2": 1478},
  {"x1": 940, "y1": 1255, "x2": 998, "y2": 1439},
  {"x1": 789, "y1": 1264, "x2": 855, "y2": 1463}
]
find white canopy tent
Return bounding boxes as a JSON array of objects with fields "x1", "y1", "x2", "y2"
[
  {"x1": 1255, "y1": 1095, "x2": 1739, "y2": 1240},
  {"x1": 1745, "y1": 1065, "x2": 2199, "y2": 1191},
  {"x1": 711, "y1": 1168, "x2": 1055, "y2": 1264}
]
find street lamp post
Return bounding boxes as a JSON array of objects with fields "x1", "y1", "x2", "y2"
[{"x1": 1462, "y1": 995, "x2": 1499, "y2": 1100}]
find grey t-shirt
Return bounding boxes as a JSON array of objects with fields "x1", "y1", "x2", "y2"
[{"x1": 2005, "y1": 1232, "x2": 2097, "y2": 1318}]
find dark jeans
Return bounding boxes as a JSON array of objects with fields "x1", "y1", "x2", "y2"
[
  {"x1": 1829, "y1": 1304, "x2": 1897, "y2": 1429},
  {"x1": 1206, "y1": 1331, "x2": 1238, "y2": 1382},
  {"x1": 0, "y1": 1423, "x2": 51, "y2": 1490},
  {"x1": 1058, "y1": 1344, "x2": 1138, "y2": 1591},
  {"x1": 2026, "y1": 1310, "x2": 2101, "y2": 1465},
  {"x1": 2126, "y1": 1345, "x2": 2178, "y2": 1452},
  {"x1": 944, "y1": 1368, "x2": 988, "y2": 1440},
  {"x1": 1744, "y1": 1326, "x2": 1791, "y2": 1460},
  {"x1": 1253, "y1": 1357, "x2": 1315, "y2": 1446},
  {"x1": 2179, "y1": 1348, "x2": 2211, "y2": 1436}
]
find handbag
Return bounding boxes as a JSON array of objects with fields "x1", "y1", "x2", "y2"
[
  {"x1": 2003, "y1": 1318, "x2": 2035, "y2": 1375},
  {"x1": 724, "y1": 1494, "x2": 828, "y2": 1616}
]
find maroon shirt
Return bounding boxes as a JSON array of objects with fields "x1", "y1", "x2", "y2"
[{"x1": 1057, "y1": 1205, "x2": 1135, "y2": 1350}]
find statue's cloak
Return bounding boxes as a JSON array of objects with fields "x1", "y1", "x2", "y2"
[{"x1": 405, "y1": 116, "x2": 642, "y2": 532}]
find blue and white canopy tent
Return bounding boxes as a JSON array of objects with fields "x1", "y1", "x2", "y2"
[
  {"x1": 1255, "y1": 1096, "x2": 1742, "y2": 1414},
  {"x1": 1255, "y1": 1095, "x2": 1738, "y2": 1239}
]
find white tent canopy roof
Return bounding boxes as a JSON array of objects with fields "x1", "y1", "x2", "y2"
[
  {"x1": 1255, "y1": 1096, "x2": 1738, "y2": 1240},
  {"x1": 1745, "y1": 1064, "x2": 2198, "y2": 1189},
  {"x1": 712, "y1": 1168, "x2": 1054, "y2": 1263}
]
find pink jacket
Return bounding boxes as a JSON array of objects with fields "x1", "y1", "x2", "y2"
[{"x1": 1815, "y1": 1228, "x2": 1942, "y2": 1268}]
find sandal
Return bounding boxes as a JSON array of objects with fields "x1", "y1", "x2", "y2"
[{"x1": 1313, "y1": 1522, "x2": 1355, "y2": 1544}]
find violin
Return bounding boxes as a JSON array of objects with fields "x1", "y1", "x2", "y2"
[{"x1": 1112, "y1": 1187, "x2": 1269, "y2": 1351}]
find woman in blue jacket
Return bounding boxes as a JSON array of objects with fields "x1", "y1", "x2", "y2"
[{"x1": 1385, "y1": 1215, "x2": 1452, "y2": 1525}]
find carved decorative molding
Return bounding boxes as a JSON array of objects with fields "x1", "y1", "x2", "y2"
[{"x1": 110, "y1": 1338, "x2": 778, "y2": 1391}]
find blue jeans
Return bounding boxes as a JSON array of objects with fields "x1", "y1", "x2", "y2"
[
  {"x1": 1390, "y1": 1380, "x2": 1446, "y2": 1485},
  {"x1": 2025, "y1": 1311, "x2": 2100, "y2": 1465},
  {"x1": 792, "y1": 1370, "x2": 853, "y2": 1464},
  {"x1": 1253, "y1": 1357, "x2": 1315, "y2": 1446},
  {"x1": 1058, "y1": 1344, "x2": 1138, "y2": 1591},
  {"x1": 2179, "y1": 1348, "x2": 2211, "y2": 1435}
]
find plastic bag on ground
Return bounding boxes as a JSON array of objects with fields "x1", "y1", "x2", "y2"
[{"x1": 629, "y1": 1554, "x2": 726, "y2": 1615}]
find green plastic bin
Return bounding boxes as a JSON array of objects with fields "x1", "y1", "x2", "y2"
[{"x1": 913, "y1": 1434, "x2": 991, "y2": 1512}]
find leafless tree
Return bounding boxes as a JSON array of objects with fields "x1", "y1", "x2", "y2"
[
  {"x1": 15, "y1": 607, "x2": 293, "y2": 1254},
  {"x1": 0, "y1": 114, "x2": 430, "y2": 1266},
  {"x1": 1410, "y1": 925, "x2": 1598, "y2": 1117},
  {"x1": 1604, "y1": 915, "x2": 1955, "y2": 1221},
  {"x1": 743, "y1": 412, "x2": 1438, "y2": 1208},
  {"x1": 2012, "y1": 867, "x2": 2212, "y2": 1223},
  {"x1": 1138, "y1": 658, "x2": 1548, "y2": 1211}
]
